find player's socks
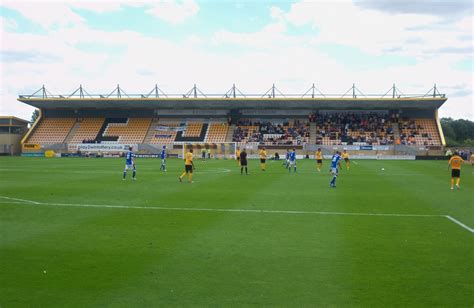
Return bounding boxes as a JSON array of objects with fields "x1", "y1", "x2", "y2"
[
  {"x1": 450, "y1": 178, "x2": 454, "y2": 189},
  {"x1": 123, "y1": 171, "x2": 127, "y2": 179},
  {"x1": 132, "y1": 170, "x2": 136, "y2": 179},
  {"x1": 245, "y1": 167, "x2": 248, "y2": 174},
  {"x1": 456, "y1": 178, "x2": 460, "y2": 186},
  {"x1": 189, "y1": 173, "x2": 193, "y2": 183},
  {"x1": 241, "y1": 167, "x2": 243, "y2": 174}
]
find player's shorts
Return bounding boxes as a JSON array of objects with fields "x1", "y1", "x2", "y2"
[
  {"x1": 260, "y1": 159, "x2": 266, "y2": 164},
  {"x1": 289, "y1": 160, "x2": 296, "y2": 166},
  {"x1": 451, "y1": 169, "x2": 460, "y2": 178},
  {"x1": 317, "y1": 159, "x2": 323, "y2": 164},
  {"x1": 237, "y1": 157, "x2": 240, "y2": 161},
  {"x1": 344, "y1": 158, "x2": 349, "y2": 162},
  {"x1": 240, "y1": 160, "x2": 248, "y2": 166},
  {"x1": 185, "y1": 164, "x2": 193, "y2": 173},
  {"x1": 125, "y1": 163, "x2": 135, "y2": 170},
  {"x1": 331, "y1": 167, "x2": 339, "y2": 175}
]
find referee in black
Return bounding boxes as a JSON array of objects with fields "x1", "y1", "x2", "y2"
[{"x1": 240, "y1": 148, "x2": 248, "y2": 175}]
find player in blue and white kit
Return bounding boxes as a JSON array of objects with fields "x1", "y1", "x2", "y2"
[
  {"x1": 160, "y1": 145, "x2": 167, "y2": 172},
  {"x1": 283, "y1": 149, "x2": 290, "y2": 168},
  {"x1": 123, "y1": 147, "x2": 136, "y2": 180},
  {"x1": 288, "y1": 148, "x2": 297, "y2": 173},
  {"x1": 329, "y1": 151, "x2": 342, "y2": 187}
]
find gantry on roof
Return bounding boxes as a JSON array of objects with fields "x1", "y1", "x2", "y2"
[{"x1": 18, "y1": 83, "x2": 447, "y2": 110}]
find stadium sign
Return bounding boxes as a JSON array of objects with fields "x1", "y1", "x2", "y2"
[
  {"x1": 68, "y1": 144, "x2": 138, "y2": 152},
  {"x1": 156, "y1": 125, "x2": 187, "y2": 132},
  {"x1": 22, "y1": 143, "x2": 41, "y2": 151}
]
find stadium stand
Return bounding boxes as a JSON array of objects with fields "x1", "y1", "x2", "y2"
[
  {"x1": 233, "y1": 119, "x2": 310, "y2": 145},
  {"x1": 182, "y1": 122, "x2": 204, "y2": 137},
  {"x1": 312, "y1": 112, "x2": 395, "y2": 146},
  {"x1": 101, "y1": 118, "x2": 151, "y2": 144},
  {"x1": 27, "y1": 118, "x2": 75, "y2": 144},
  {"x1": 149, "y1": 120, "x2": 180, "y2": 144},
  {"x1": 69, "y1": 118, "x2": 104, "y2": 144},
  {"x1": 399, "y1": 118, "x2": 441, "y2": 146},
  {"x1": 206, "y1": 122, "x2": 229, "y2": 142},
  {"x1": 18, "y1": 85, "x2": 448, "y2": 157}
]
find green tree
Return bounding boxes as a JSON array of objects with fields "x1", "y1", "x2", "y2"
[
  {"x1": 441, "y1": 117, "x2": 474, "y2": 146},
  {"x1": 31, "y1": 109, "x2": 39, "y2": 123}
]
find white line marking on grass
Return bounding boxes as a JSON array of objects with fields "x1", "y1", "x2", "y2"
[
  {"x1": 0, "y1": 168, "x2": 232, "y2": 174},
  {"x1": 1, "y1": 195, "x2": 473, "y2": 234},
  {"x1": 445, "y1": 216, "x2": 474, "y2": 233},
  {"x1": 352, "y1": 161, "x2": 358, "y2": 165},
  {"x1": 0, "y1": 196, "x2": 40, "y2": 204}
]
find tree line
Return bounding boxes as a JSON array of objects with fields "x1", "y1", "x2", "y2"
[{"x1": 441, "y1": 118, "x2": 474, "y2": 147}]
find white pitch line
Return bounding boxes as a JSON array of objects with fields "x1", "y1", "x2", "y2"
[
  {"x1": 0, "y1": 195, "x2": 40, "y2": 204},
  {"x1": 1, "y1": 195, "x2": 472, "y2": 234},
  {"x1": 445, "y1": 216, "x2": 474, "y2": 233}
]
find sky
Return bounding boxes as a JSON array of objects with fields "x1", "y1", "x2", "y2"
[{"x1": 0, "y1": 0, "x2": 473, "y2": 121}]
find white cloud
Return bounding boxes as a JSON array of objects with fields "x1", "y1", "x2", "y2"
[
  {"x1": 0, "y1": 0, "x2": 472, "y2": 121},
  {"x1": 1, "y1": 1, "x2": 84, "y2": 28},
  {"x1": 145, "y1": 0, "x2": 199, "y2": 24},
  {"x1": 70, "y1": 1, "x2": 123, "y2": 13},
  {"x1": 0, "y1": 16, "x2": 18, "y2": 31}
]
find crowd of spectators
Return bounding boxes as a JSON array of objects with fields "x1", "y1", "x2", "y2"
[
  {"x1": 398, "y1": 119, "x2": 437, "y2": 146},
  {"x1": 312, "y1": 112, "x2": 394, "y2": 145},
  {"x1": 233, "y1": 119, "x2": 310, "y2": 145}
]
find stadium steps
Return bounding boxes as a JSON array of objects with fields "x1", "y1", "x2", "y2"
[
  {"x1": 392, "y1": 123, "x2": 400, "y2": 140},
  {"x1": 143, "y1": 119, "x2": 160, "y2": 144},
  {"x1": 309, "y1": 123, "x2": 317, "y2": 144},
  {"x1": 204, "y1": 120, "x2": 211, "y2": 140},
  {"x1": 225, "y1": 124, "x2": 236, "y2": 142},
  {"x1": 63, "y1": 120, "x2": 80, "y2": 144}
]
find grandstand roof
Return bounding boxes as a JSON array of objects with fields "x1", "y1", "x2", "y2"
[
  {"x1": 19, "y1": 97, "x2": 447, "y2": 110},
  {"x1": 18, "y1": 84, "x2": 447, "y2": 110}
]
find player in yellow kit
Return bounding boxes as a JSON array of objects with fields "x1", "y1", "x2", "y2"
[
  {"x1": 179, "y1": 148, "x2": 195, "y2": 183},
  {"x1": 259, "y1": 147, "x2": 267, "y2": 171},
  {"x1": 341, "y1": 150, "x2": 350, "y2": 170},
  {"x1": 448, "y1": 151, "x2": 464, "y2": 190},
  {"x1": 236, "y1": 147, "x2": 241, "y2": 166},
  {"x1": 315, "y1": 148, "x2": 323, "y2": 172}
]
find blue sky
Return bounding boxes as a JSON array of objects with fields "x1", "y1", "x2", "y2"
[{"x1": 0, "y1": 0, "x2": 473, "y2": 119}]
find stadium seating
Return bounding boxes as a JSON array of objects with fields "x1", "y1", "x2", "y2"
[
  {"x1": 399, "y1": 118, "x2": 441, "y2": 146},
  {"x1": 24, "y1": 115, "x2": 442, "y2": 148},
  {"x1": 182, "y1": 122, "x2": 204, "y2": 137},
  {"x1": 102, "y1": 118, "x2": 151, "y2": 144},
  {"x1": 69, "y1": 118, "x2": 104, "y2": 144},
  {"x1": 233, "y1": 120, "x2": 309, "y2": 145},
  {"x1": 206, "y1": 122, "x2": 229, "y2": 142},
  {"x1": 27, "y1": 118, "x2": 76, "y2": 144},
  {"x1": 149, "y1": 120, "x2": 180, "y2": 144},
  {"x1": 313, "y1": 113, "x2": 394, "y2": 146}
]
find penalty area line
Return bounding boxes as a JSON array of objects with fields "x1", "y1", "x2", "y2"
[
  {"x1": 445, "y1": 215, "x2": 474, "y2": 233},
  {"x1": 0, "y1": 195, "x2": 472, "y2": 234}
]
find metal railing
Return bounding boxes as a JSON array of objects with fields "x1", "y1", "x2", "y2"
[{"x1": 19, "y1": 84, "x2": 446, "y2": 100}]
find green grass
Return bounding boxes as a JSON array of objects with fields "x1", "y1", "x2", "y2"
[{"x1": 0, "y1": 157, "x2": 473, "y2": 306}]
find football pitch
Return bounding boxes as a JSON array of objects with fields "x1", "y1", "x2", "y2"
[{"x1": 0, "y1": 157, "x2": 473, "y2": 306}]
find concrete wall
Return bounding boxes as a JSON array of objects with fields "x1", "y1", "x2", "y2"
[{"x1": 0, "y1": 133, "x2": 23, "y2": 155}]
